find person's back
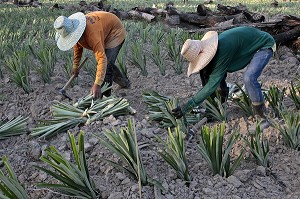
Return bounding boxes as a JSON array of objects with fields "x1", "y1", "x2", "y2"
[
  {"x1": 79, "y1": 11, "x2": 126, "y2": 50},
  {"x1": 54, "y1": 11, "x2": 129, "y2": 99},
  {"x1": 212, "y1": 26, "x2": 275, "y2": 73}
]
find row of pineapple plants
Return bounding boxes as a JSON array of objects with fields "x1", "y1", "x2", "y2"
[{"x1": 2, "y1": 111, "x2": 299, "y2": 198}]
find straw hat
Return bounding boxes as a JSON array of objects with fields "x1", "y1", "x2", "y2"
[
  {"x1": 54, "y1": 12, "x2": 86, "y2": 51},
  {"x1": 181, "y1": 31, "x2": 218, "y2": 77}
]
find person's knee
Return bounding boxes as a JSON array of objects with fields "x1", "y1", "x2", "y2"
[{"x1": 243, "y1": 73, "x2": 255, "y2": 85}]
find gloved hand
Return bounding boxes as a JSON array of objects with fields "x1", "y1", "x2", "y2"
[
  {"x1": 72, "y1": 67, "x2": 80, "y2": 77},
  {"x1": 91, "y1": 84, "x2": 102, "y2": 100},
  {"x1": 171, "y1": 106, "x2": 184, "y2": 119}
]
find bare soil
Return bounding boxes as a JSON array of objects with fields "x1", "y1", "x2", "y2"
[{"x1": 0, "y1": 44, "x2": 300, "y2": 199}]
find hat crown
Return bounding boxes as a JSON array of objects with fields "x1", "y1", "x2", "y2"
[
  {"x1": 181, "y1": 39, "x2": 203, "y2": 62},
  {"x1": 54, "y1": 16, "x2": 79, "y2": 38}
]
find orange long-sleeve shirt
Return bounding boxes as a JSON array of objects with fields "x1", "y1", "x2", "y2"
[{"x1": 73, "y1": 11, "x2": 126, "y2": 85}]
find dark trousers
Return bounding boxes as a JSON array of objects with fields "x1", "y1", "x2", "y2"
[{"x1": 102, "y1": 40, "x2": 129, "y2": 97}]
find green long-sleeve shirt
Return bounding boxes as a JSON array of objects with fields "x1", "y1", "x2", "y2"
[{"x1": 182, "y1": 26, "x2": 275, "y2": 114}]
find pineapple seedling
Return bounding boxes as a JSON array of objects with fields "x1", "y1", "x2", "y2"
[
  {"x1": 35, "y1": 131, "x2": 99, "y2": 198},
  {"x1": 129, "y1": 40, "x2": 147, "y2": 76},
  {"x1": 149, "y1": 42, "x2": 166, "y2": 76},
  {"x1": 62, "y1": 56, "x2": 78, "y2": 87},
  {"x1": 166, "y1": 33, "x2": 184, "y2": 75},
  {"x1": 231, "y1": 83, "x2": 253, "y2": 117},
  {"x1": 95, "y1": 119, "x2": 165, "y2": 192},
  {"x1": 197, "y1": 123, "x2": 244, "y2": 177},
  {"x1": 289, "y1": 81, "x2": 300, "y2": 110},
  {"x1": 29, "y1": 44, "x2": 56, "y2": 84},
  {"x1": 275, "y1": 111, "x2": 300, "y2": 150},
  {"x1": 156, "y1": 126, "x2": 191, "y2": 182},
  {"x1": 0, "y1": 156, "x2": 28, "y2": 199},
  {"x1": 3, "y1": 50, "x2": 32, "y2": 94},
  {"x1": 263, "y1": 86, "x2": 286, "y2": 117},
  {"x1": 203, "y1": 94, "x2": 228, "y2": 122},
  {"x1": 243, "y1": 122, "x2": 270, "y2": 167},
  {"x1": 116, "y1": 42, "x2": 129, "y2": 79}
]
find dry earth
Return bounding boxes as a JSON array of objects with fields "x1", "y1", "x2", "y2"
[{"x1": 0, "y1": 41, "x2": 300, "y2": 199}]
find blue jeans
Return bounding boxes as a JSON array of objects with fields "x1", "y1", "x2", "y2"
[{"x1": 243, "y1": 48, "x2": 273, "y2": 104}]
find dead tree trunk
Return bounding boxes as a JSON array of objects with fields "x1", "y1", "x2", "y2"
[
  {"x1": 179, "y1": 12, "x2": 248, "y2": 27},
  {"x1": 273, "y1": 25, "x2": 300, "y2": 45}
]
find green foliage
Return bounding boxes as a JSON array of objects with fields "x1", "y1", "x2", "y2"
[
  {"x1": 289, "y1": 81, "x2": 300, "y2": 110},
  {"x1": 243, "y1": 122, "x2": 270, "y2": 167},
  {"x1": 0, "y1": 156, "x2": 28, "y2": 199},
  {"x1": 139, "y1": 24, "x2": 152, "y2": 42},
  {"x1": 263, "y1": 86, "x2": 286, "y2": 117},
  {"x1": 35, "y1": 131, "x2": 99, "y2": 198},
  {"x1": 83, "y1": 51, "x2": 97, "y2": 81},
  {"x1": 62, "y1": 56, "x2": 78, "y2": 87},
  {"x1": 231, "y1": 83, "x2": 253, "y2": 117},
  {"x1": 30, "y1": 118, "x2": 84, "y2": 139},
  {"x1": 156, "y1": 126, "x2": 191, "y2": 182},
  {"x1": 3, "y1": 50, "x2": 32, "y2": 94},
  {"x1": 29, "y1": 43, "x2": 57, "y2": 84},
  {"x1": 275, "y1": 112, "x2": 300, "y2": 150},
  {"x1": 116, "y1": 42, "x2": 128, "y2": 78},
  {"x1": 165, "y1": 31, "x2": 184, "y2": 75},
  {"x1": 151, "y1": 28, "x2": 165, "y2": 44},
  {"x1": 129, "y1": 40, "x2": 147, "y2": 76},
  {"x1": 30, "y1": 95, "x2": 130, "y2": 138},
  {"x1": 149, "y1": 42, "x2": 166, "y2": 76},
  {"x1": 142, "y1": 91, "x2": 201, "y2": 131},
  {"x1": 96, "y1": 119, "x2": 165, "y2": 191},
  {"x1": 203, "y1": 94, "x2": 228, "y2": 122},
  {"x1": 0, "y1": 116, "x2": 28, "y2": 140},
  {"x1": 197, "y1": 123, "x2": 243, "y2": 177}
]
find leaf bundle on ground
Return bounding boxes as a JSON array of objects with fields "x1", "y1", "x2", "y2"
[
  {"x1": 31, "y1": 94, "x2": 131, "y2": 138},
  {"x1": 142, "y1": 91, "x2": 202, "y2": 129},
  {"x1": 0, "y1": 116, "x2": 28, "y2": 139}
]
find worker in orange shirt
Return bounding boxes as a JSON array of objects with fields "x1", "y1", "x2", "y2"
[{"x1": 54, "y1": 11, "x2": 130, "y2": 99}]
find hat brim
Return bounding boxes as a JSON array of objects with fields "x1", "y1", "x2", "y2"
[
  {"x1": 56, "y1": 12, "x2": 86, "y2": 51},
  {"x1": 187, "y1": 31, "x2": 218, "y2": 77}
]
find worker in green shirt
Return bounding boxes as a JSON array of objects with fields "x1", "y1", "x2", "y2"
[{"x1": 172, "y1": 26, "x2": 275, "y2": 126}]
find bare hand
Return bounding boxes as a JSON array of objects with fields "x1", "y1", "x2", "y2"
[
  {"x1": 72, "y1": 67, "x2": 80, "y2": 77},
  {"x1": 91, "y1": 84, "x2": 102, "y2": 100}
]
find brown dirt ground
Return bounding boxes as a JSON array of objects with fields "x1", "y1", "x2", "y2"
[{"x1": 0, "y1": 43, "x2": 300, "y2": 198}]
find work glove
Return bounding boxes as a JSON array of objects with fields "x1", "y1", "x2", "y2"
[
  {"x1": 171, "y1": 106, "x2": 184, "y2": 119},
  {"x1": 72, "y1": 67, "x2": 80, "y2": 77},
  {"x1": 91, "y1": 84, "x2": 102, "y2": 100}
]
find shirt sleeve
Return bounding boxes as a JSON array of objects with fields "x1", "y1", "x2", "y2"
[
  {"x1": 73, "y1": 43, "x2": 83, "y2": 69},
  {"x1": 93, "y1": 42, "x2": 107, "y2": 85},
  {"x1": 181, "y1": 54, "x2": 232, "y2": 114}
]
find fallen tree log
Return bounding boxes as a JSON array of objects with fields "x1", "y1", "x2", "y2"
[
  {"x1": 127, "y1": 10, "x2": 155, "y2": 22},
  {"x1": 179, "y1": 12, "x2": 249, "y2": 27},
  {"x1": 273, "y1": 25, "x2": 300, "y2": 45}
]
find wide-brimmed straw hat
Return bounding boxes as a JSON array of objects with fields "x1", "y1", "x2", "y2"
[
  {"x1": 54, "y1": 12, "x2": 86, "y2": 51},
  {"x1": 181, "y1": 31, "x2": 218, "y2": 77}
]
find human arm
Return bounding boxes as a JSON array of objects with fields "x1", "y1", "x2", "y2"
[
  {"x1": 72, "y1": 43, "x2": 84, "y2": 76},
  {"x1": 91, "y1": 43, "x2": 107, "y2": 99},
  {"x1": 182, "y1": 74, "x2": 225, "y2": 114}
]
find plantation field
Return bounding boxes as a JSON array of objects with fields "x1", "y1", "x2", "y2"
[{"x1": 0, "y1": 0, "x2": 300, "y2": 198}]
